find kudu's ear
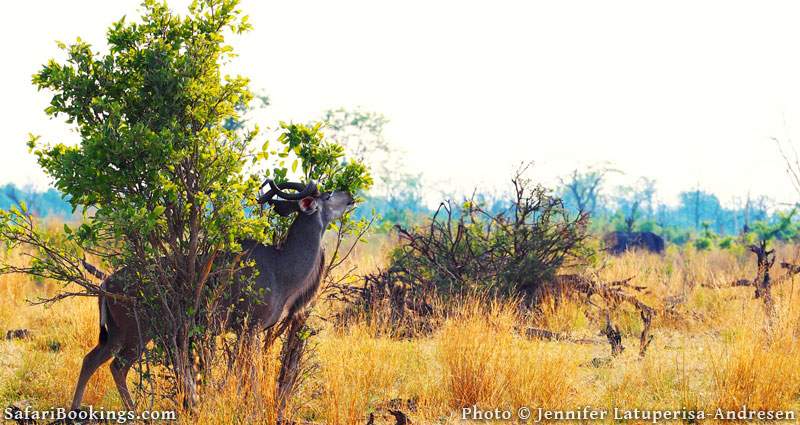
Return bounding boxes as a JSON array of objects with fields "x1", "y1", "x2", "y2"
[
  {"x1": 271, "y1": 200, "x2": 300, "y2": 217},
  {"x1": 298, "y1": 196, "x2": 318, "y2": 214}
]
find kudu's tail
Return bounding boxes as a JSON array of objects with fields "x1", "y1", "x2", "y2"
[
  {"x1": 82, "y1": 260, "x2": 111, "y2": 344},
  {"x1": 98, "y1": 291, "x2": 110, "y2": 344}
]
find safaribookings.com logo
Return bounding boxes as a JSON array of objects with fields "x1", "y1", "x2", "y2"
[
  {"x1": 4, "y1": 405, "x2": 177, "y2": 424},
  {"x1": 463, "y1": 404, "x2": 797, "y2": 423}
]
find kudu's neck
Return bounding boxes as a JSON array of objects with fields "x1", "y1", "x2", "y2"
[{"x1": 278, "y1": 211, "x2": 325, "y2": 281}]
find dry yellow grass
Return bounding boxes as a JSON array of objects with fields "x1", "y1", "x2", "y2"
[
  {"x1": 436, "y1": 299, "x2": 578, "y2": 412},
  {"x1": 2, "y1": 240, "x2": 800, "y2": 424}
]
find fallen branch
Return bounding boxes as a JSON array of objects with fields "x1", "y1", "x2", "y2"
[
  {"x1": 551, "y1": 274, "x2": 655, "y2": 356},
  {"x1": 639, "y1": 308, "x2": 654, "y2": 357},
  {"x1": 771, "y1": 261, "x2": 800, "y2": 286},
  {"x1": 731, "y1": 279, "x2": 752, "y2": 287},
  {"x1": 522, "y1": 327, "x2": 605, "y2": 345},
  {"x1": 601, "y1": 313, "x2": 624, "y2": 356}
]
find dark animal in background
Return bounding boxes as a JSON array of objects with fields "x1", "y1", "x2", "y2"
[{"x1": 604, "y1": 231, "x2": 665, "y2": 254}]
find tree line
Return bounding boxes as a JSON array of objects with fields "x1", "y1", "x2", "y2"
[{"x1": 6, "y1": 164, "x2": 796, "y2": 249}]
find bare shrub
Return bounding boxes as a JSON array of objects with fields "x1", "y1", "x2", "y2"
[
  {"x1": 335, "y1": 163, "x2": 593, "y2": 335},
  {"x1": 394, "y1": 164, "x2": 590, "y2": 299}
]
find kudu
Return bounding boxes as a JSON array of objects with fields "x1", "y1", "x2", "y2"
[{"x1": 70, "y1": 180, "x2": 354, "y2": 411}]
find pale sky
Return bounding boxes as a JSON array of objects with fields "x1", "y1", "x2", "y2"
[{"x1": 4, "y1": 1, "x2": 800, "y2": 206}]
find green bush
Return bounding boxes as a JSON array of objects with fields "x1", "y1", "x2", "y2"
[{"x1": 693, "y1": 237, "x2": 713, "y2": 251}]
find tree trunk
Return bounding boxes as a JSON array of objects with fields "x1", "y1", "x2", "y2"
[
  {"x1": 275, "y1": 312, "x2": 311, "y2": 423},
  {"x1": 174, "y1": 327, "x2": 199, "y2": 411}
]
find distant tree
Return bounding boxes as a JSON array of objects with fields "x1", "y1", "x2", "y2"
[
  {"x1": 638, "y1": 178, "x2": 657, "y2": 220},
  {"x1": 613, "y1": 177, "x2": 657, "y2": 231},
  {"x1": 323, "y1": 108, "x2": 388, "y2": 193},
  {"x1": 322, "y1": 108, "x2": 390, "y2": 164},
  {"x1": 676, "y1": 189, "x2": 722, "y2": 231},
  {"x1": 0, "y1": 184, "x2": 71, "y2": 217},
  {"x1": 749, "y1": 209, "x2": 798, "y2": 242},
  {"x1": 559, "y1": 166, "x2": 616, "y2": 216}
]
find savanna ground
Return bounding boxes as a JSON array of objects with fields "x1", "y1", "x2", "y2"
[{"x1": 2, "y1": 230, "x2": 800, "y2": 424}]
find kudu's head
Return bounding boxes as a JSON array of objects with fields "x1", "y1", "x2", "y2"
[{"x1": 257, "y1": 180, "x2": 354, "y2": 229}]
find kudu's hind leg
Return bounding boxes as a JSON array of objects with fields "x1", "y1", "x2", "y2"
[
  {"x1": 71, "y1": 342, "x2": 115, "y2": 410},
  {"x1": 110, "y1": 344, "x2": 142, "y2": 411}
]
